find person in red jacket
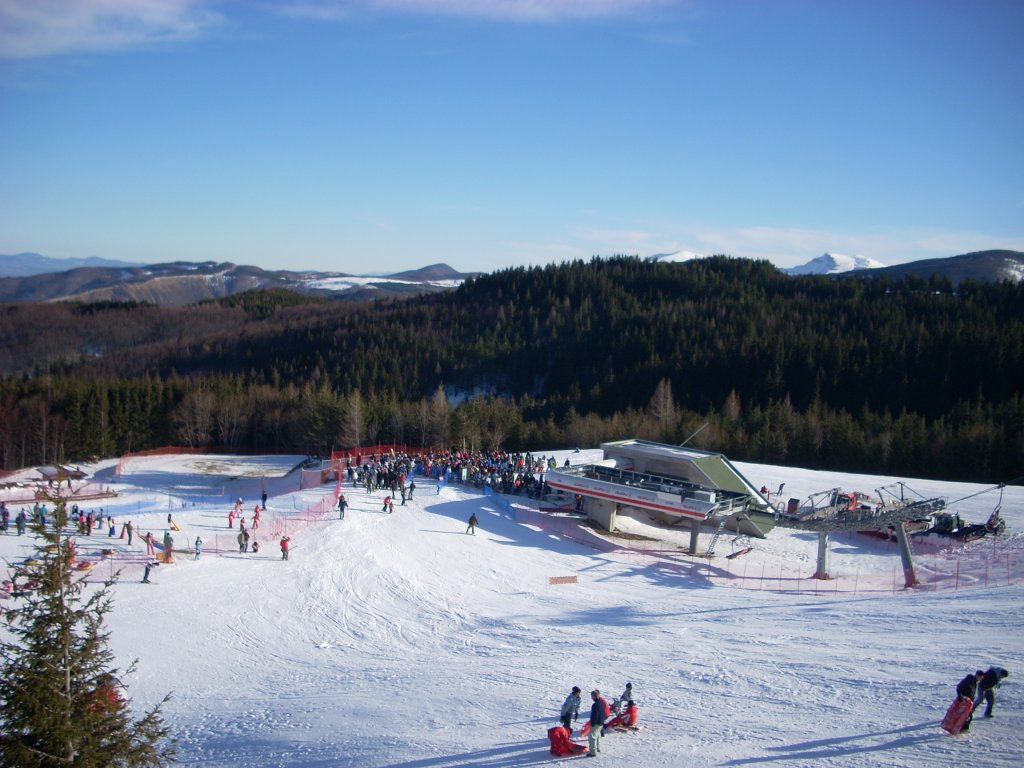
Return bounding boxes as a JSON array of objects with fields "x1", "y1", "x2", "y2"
[
  {"x1": 280, "y1": 535, "x2": 291, "y2": 560},
  {"x1": 605, "y1": 700, "x2": 639, "y2": 730}
]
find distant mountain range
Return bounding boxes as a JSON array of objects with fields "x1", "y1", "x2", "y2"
[
  {"x1": 0, "y1": 257, "x2": 475, "y2": 306},
  {"x1": 0, "y1": 252, "x2": 143, "y2": 277},
  {"x1": 1, "y1": 250, "x2": 1021, "y2": 307},
  {"x1": 650, "y1": 248, "x2": 1024, "y2": 283}
]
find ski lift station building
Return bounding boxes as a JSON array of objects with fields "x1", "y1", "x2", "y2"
[{"x1": 545, "y1": 439, "x2": 772, "y2": 553}]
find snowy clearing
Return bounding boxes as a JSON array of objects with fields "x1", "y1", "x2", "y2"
[{"x1": 1, "y1": 452, "x2": 1021, "y2": 767}]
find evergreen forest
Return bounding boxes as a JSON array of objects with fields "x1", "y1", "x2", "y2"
[{"x1": 1, "y1": 256, "x2": 1021, "y2": 483}]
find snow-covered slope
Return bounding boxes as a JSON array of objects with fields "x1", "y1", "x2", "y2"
[
  {"x1": 786, "y1": 252, "x2": 886, "y2": 275},
  {"x1": 1, "y1": 453, "x2": 1021, "y2": 767},
  {"x1": 648, "y1": 249, "x2": 707, "y2": 263}
]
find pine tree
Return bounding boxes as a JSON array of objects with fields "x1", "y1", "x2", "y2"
[{"x1": 0, "y1": 492, "x2": 176, "y2": 767}]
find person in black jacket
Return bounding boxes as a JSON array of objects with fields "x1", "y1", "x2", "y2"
[
  {"x1": 587, "y1": 689, "x2": 606, "y2": 757},
  {"x1": 956, "y1": 671, "x2": 984, "y2": 732},
  {"x1": 976, "y1": 666, "x2": 1009, "y2": 718}
]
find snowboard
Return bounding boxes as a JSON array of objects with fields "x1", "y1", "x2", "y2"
[{"x1": 941, "y1": 697, "x2": 974, "y2": 734}]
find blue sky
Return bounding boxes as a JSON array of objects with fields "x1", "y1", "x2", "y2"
[{"x1": 1, "y1": 0, "x2": 1022, "y2": 274}]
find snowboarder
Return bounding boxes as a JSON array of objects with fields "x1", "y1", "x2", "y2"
[
  {"x1": 194, "y1": 536, "x2": 203, "y2": 560},
  {"x1": 976, "y1": 666, "x2": 1009, "y2": 718},
  {"x1": 560, "y1": 686, "x2": 582, "y2": 732},
  {"x1": 467, "y1": 513, "x2": 478, "y2": 535},
  {"x1": 587, "y1": 689, "x2": 606, "y2": 756},
  {"x1": 280, "y1": 535, "x2": 291, "y2": 560}
]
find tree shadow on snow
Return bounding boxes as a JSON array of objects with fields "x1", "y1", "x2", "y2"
[
  {"x1": 377, "y1": 739, "x2": 560, "y2": 768},
  {"x1": 722, "y1": 720, "x2": 940, "y2": 765}
]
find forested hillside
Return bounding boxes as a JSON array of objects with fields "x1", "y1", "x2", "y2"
[{"x1": 1, "y1": 257, "x2": 1021, "y2": 482}]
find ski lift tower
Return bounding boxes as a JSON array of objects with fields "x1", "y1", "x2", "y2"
[{"x1": 774, "y1": 486, "x2": 946, "y2": 587}]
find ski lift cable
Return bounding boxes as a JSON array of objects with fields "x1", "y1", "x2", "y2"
[{"x1": 945, "y1": 475, "x2": 1024, "y2": 508}]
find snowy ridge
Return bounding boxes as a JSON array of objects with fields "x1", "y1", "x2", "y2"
[
  {"x1": 786, "y1": 252, "x2": 887, "y2": 275},
  {"x1": 647, "y1": 249, "x2": 707, "y2": 263}
]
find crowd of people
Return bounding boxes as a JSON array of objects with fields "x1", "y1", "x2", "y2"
[{"x1": 337, "y1": 447, "x2": 580, "y2": 503}]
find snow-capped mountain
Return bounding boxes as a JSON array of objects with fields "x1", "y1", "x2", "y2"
[
  {"x1": 785, "y1": 252, "x2": 886, "y2": 275},
  {"x1": 647, "y1": 250, "x2": 707, "y2": 263}
]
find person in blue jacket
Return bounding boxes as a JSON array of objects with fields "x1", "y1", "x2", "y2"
[
  {"x1": 976, "y1": 666, "x2": 1009, "y2": 718},
  {"x1": 560, "y1": 686, "x2": 581, "y2": 732}
]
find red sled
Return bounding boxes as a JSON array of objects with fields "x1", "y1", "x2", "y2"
[{"x1": 941, "y1": 697, "x2": 974, "y2": 734}]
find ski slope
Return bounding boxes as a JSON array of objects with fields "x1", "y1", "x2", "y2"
[{"x1": 1, "y1": 452, "x2": 1022, "y2": 767}]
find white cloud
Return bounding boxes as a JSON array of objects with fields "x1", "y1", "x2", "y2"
[
  {"x1": 0, "y1": 0, "x2": 223, "y2": 59},
  {"x1": 278, "y1": 0, "x2": 678, "y2": 22}
]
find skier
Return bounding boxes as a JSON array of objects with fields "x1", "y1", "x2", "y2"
[
  {"x1": 560, "y1": 686, "x2": 582, "y2": 732},
  {"x1": 194, "y1": 536, "x2": 203, "y2": 560},
  {"x1": 16, "y1": 509, "x2": 27, "y2": 535},
  {"x1": 338, "y1": 494, "x2": 348, "y2": 520},
  {"x1": 956, "y1": 670, "x2": 984, "y2": 732},
  {"x1": 238, "y1": 529, "x2": 247, "y2": 553},
  {"x1": 587, "y1": 689, "x2": 606, "y2": 756},
  {"x1": 145, "y1": 531, "x2": 155, "y2": 556},
  {"x1": 251, "y1": 539, "x2": 260, "y2": 553},
  {"x1": 261, "y1": 491, "x2": 268, "y2": 508},
  {"x1": 126, "y1": 520, "x2": 134, "y2": 545},
  {"x1": 280, "y1": 535, "x2": 291, "y2": 560},
  {"x1": 382, "y1": 495, "x2": 392, "y2": 513},
  {"x1": 228, "y1": 509, "x2": 236, "y2": 528},
  {"x1": 408, "y1": 480, "x2": 415, "y2": 499},
  {"x1": 976, "y1": 666, "x2": 1009, "y2": 718},
  {"x1": 142, "y1": 562, "x2": 153, "y2": 583},
  {"x1": 467, "y1": 513, "x2": 478, "y2": 535}
]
